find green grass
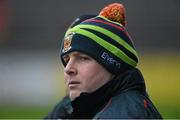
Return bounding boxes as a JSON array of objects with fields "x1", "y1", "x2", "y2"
[
  {"x1": 0, "y1": 106, "x2": 50, "y2": 119},
  {"x1": 0, "y1": 53, "x2": 180, "y2": 119}
]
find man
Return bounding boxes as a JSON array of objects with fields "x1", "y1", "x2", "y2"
[{"x1": 46, "y1": 3, "x2": 162, "y2": 119}]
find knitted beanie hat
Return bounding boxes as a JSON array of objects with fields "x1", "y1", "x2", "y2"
[{"x1": 60, "y1": 3, "x2": 138, "y2": 75}]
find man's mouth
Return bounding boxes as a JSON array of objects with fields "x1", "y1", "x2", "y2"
[{"x1": 68, "y1": 81, "x2": 80, "y2": 88}]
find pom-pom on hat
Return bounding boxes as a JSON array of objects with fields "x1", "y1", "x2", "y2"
[
  {"x1": 60, "y1": 3, "x2": 138, "y2": 75},
  {"x1": 99, "y1": 3, "x2": 126, "y2": 26}
]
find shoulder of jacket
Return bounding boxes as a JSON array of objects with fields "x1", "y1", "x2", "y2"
[
  {"x1": 45, "y1": 96, "x2": 72, "y2": 119},
  {"x1": 96, "y1": 90, "x2": 148, "y2": 118}
]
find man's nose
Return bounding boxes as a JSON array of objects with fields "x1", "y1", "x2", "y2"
[{"x1": 64, "y1": 59, "x2": 77, "y2": 76}]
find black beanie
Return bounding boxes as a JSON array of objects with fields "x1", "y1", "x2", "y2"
[{"x1": 60, "y1": 3, "x2": 138, "y2": 75}]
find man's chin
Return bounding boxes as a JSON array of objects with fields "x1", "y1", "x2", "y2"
[{"x1": 69, "y1": 91, "x2": 81, "y2": 101}]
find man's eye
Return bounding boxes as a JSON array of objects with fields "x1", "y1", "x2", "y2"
[{"x1": 79, "y1": 56, "x2": 90, "y2": 61}]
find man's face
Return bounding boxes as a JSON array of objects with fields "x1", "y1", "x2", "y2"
[{"x1": 63, "y1": 51, "x2": 113, "y2": 100}]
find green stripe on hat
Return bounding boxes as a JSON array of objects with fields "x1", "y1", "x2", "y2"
[
  {"x1": 98, "y1": 15, "x2": 123, "y2": 27},
  {"x1": 73, "y1": 24, "x2": 138, "y2": 59},
  {"x1": 68, "y1": 27, "x2": 137, "y2": 67}
]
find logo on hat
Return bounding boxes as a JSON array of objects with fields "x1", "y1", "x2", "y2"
[
  {"x1": 63, "y1": 32, "x2": 75, "y2": 53},
  {"x1": 101, "y1": 52, "x2": 121, "y2": 69}
]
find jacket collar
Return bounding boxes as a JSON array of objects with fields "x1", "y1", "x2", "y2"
[{"x1": 111, "y1": 68, "x2": 146, "y2": 96}]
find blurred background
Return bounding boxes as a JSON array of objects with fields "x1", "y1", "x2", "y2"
[{"x1": 0, "y1": 0, "x2": 180, "y2": 118}]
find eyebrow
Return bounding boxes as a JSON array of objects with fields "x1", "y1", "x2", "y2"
[
  {"x1": 71, "y1": 52, "x2": 82, "y2": 56},
  {"x1": 63, "y1": 52, "x2": 82, "y2": 58}
]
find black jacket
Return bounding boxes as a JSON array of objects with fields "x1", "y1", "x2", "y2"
[{"x1": 45, "y1": 68, "x2": 162, "y2": 119}]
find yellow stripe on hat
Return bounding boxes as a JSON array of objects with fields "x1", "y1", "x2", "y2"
[
  {"x1": 73, "y1": 24, "x2": 138, "y2": 59},
  {"x1": 68, "y1": 27, "x2": 137, "y2": 67}
]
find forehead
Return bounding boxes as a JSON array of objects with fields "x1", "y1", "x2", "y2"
[{"x1": 64, "y1": 51, "x2": 88, "y2": 57}]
